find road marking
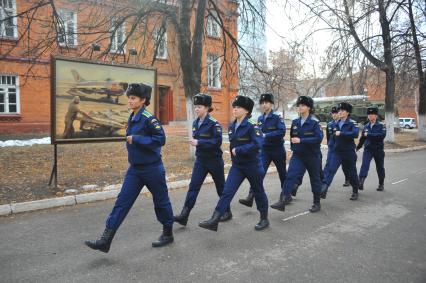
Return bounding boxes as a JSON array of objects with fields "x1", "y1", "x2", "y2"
[
  {"x1": 282, "y1": 210, "x2": 310, "y2": 222},
  {"x1": 392, "y1": 178, "x2": 408, "y2": 185}
]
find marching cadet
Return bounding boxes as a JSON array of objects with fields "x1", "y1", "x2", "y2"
[
  {"x1": 324, "y1": 106, "x2": 351, "y2": 187},
  {"x1": 174, "y1": 93, "x2": 232, "y2": 226},
  {"x1": 356, "y1": 106, "x2": 386, "y2": 191},
  {"x1": 199, "y1": 95, "x2": 270, "y2": 232},
  {"x1": 85, "y1": 83, "x2": 175, "y2": 252},
  {"x1": 239, "y1": 93, "x2": 286, "y2": 207},
  {"x1": 270, "y1": 96, "x2": 323, "y2": 213},
  {"x1": 321, "y1": 102, "x2": 360, "y2": 200}
]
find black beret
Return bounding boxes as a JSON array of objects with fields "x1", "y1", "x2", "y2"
[
  {"x1": 232, "y1": 95, "x2": 254, "y2": 113},
  {"x1": 126, "y1": 83, "x2": 152, "y2": 100},
  {"x1": 331, "y1": 106, "x2": 338, "y2": 113},
  {"x1": 337, "y1": 102, "x2": 352, "y2": 113},
  {"x1": 296, "y1": 96, "x2": 314, "y2": 109},
  {"x1": 367, "y1": 106, "x2": 378, "y2": 115},
  {"x1": 259, "y1": 93, "x2": 274, "y2": 104},
  {"x1": 193, "y1": 93, "x2": 212, "y2": 107}
]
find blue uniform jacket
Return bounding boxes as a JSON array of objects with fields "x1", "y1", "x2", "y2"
[
  {"x1": 126, "y1": 108, "x2": 166, "y2": 166},
  {"x1": 357, "y1": 121, "x2": 386, "y2": 150},
  {"x1": 333, "y1": 118, "x2": 359, "y2": 152},
  {"x1": 326, "y1": 120, "x2": 337, "y2": 148},
  {"x1": 228, "y1": 116, "x2": 263, "y2": 165},
  {"x1": 289, "y1": 115, "x2": 323, "y2": 156},
  {"x1": 257, "y1": 111, "x2": 286, "y2": 148},
  {"x1": 193, "y1": 114, "x2": 223, "y2": 159}
]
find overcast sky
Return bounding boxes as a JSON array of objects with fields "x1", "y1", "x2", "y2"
[{"x1": 264, "y1": 0, "x2": 332, "y2": 74}]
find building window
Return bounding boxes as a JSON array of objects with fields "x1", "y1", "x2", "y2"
[
  {"x1": 0, "y1": 75, "x2": 19, "y2": 114},
  {"x1": 206, "y1": 11, "x2": 220, "y2": 38},
  {"x1": 110, "y1": 20, "x2": 126, "y2": 53},
  {"x1": 57, "y1": 9, "x2": 77, "y2": 46},
  {"x1": 153, "y1": 27, "x2": 167, "y2": 59},
  {"x1": 207, "y1": 54, "x2": 221, "y2": 88},
  {"x1": 0, "y1": 0, "x2": 17, "y2": 38}
]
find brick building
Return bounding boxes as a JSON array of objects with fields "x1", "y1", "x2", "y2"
[{"x1": 0, "y1": 0, "x2": 239, "y2": 135}]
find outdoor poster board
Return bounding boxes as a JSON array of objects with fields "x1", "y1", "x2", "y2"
[{"x1": 51, "y1": 56, "x2": 156, "y2": 144}]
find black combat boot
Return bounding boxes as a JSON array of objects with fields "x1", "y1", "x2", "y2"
[
  {"x1": 284, "y1": 195, "x2": 293, "y2": 205},
  {"x1": 255, "y1": 210, "x2": 270, "y2": 231},
  {"x1": 350, "y1": 184, "x2": 359, "y2": 200},
  {"x1": 85, "y1": 228, "x2": 116, "y2": 253},
  {"x1": 291, "y1": 183, "x2": 300, "y2": 197},
  {"x1": 358, "y1": 177, "x2": 365, "y2": 190},
  {"x1": 343, "y1": 179, "x2": 350, "y2": 187},
  {"x1": 152, "y1": 225, "x2": 174, "y2": 247},
  {"x1": 377, "y1": 184, "x2": 384, "y2": 191},
  {"x1": 199, "y1": 210, "x2": 221, "y2": 231},
  {"x1": 309, "y1": 193, "x2": 321, "y2": 213},
  {"x1": 320, "y1": 183, "x2": 329, "y2": 199},
  {"x1": 270, "y1": 193, "x2": 285, "y2": 211},
  {"x1": 219, "y1": 208, "x2": 233, "y2": 222},
  {"x1": 239, "y1": 191, "x2": 254, "y2": 207},
  {"x1": 174, "y1": 206, "x2": 190, "y2": 226}
]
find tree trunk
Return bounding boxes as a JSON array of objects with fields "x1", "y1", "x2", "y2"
[
  {"x1": 417, "y1": 81, "x2": 426, "y2": 140},
  {"x1": 185, "y1": 95, "x2": 196, "y2": 158},
  {"x1": 384, "y1": 68, "x2": 396, "y2": 143},
  {"x1": 407, "y1": 0, "x2": 426, "y2": 141}
]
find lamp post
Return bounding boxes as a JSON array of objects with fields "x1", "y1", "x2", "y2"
[
  {"x1": 90, "y1": 43, "x2": 101, "y2": 60},
  {"x1": 127, "y1": 47, "x2": 137, "y2": 64}
]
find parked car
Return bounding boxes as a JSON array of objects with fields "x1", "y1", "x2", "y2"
[{"x1": 399, "y1": 118, "x2": 417, "y2": 129}]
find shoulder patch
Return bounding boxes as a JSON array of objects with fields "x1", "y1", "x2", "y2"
[
  {"x1": 209, "y1": 116, "x2": 217, "y2": 122},
  {"x1": 248, "y1": 119, "x2": 256, "y2": 125},
  {"x1": 349, "y1": 119, "x2": 357, "y2": 124},
  {"x1": 142, "y1": 110, "x2": 152, "y2": 118},
  {"x1": 311, "y1": 116, "x2": 319, "y2": 122}
]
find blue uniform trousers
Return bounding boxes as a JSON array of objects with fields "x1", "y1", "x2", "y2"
[
  {"x1": 184, "y1": 157, "x2": 225, "y2": 209},
  {"x1": 249, "y1": 147, "x2": 287, "y2": 193},
  {"x1": 359, "y1": 148, "x2": 385, "y2": 184},
  {"x1": 323, "y1": 150, "x2": 359, "y2": 188},
  {"x1": 216, "y1": 162, "x2": 268, "y2": 215},
  {"x1": 323, "y1": 147, "x2": 350, "y2": 182},
  {"x1": 106, "y1": 163, "x2": 174, "y2": 230},
  {"x1": 283, "y1": 153, "x2": 322, "y2": 196}
]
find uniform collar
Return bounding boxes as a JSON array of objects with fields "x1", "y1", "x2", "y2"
[
  {"x1": 196, "y1": 114, "x2": 209, "y2": 129},
  {"x1": 233, "y1": 116, "x2": 249, "y2": 128},
  {"x1": 263, "y1": 111, "x2": 274, "y2": 120},
  {"x1": 130, "y1": 107, "x2": 145, "y2": 122},
  {"x1": 298, "y1": 115, "x2": 312, "y2": 125}
]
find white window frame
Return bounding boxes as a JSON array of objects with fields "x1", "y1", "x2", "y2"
[
  {"x1": 207, "y1": 54, "x2": 221, "y2": 89},
  {"x1": 57, "y1": 9, "x2": 78, "y2": 47},
  {"x1": 0, "y1": 0, "x2": 18, "y2": 38},
  {"x1": 206, "y1": 11, "x2": 220, "y2": 38},
  {"x1": 110, "y1": 19, "x2": 126, "y2": 54},
  {"x1": 0, "y1": 74, "x2": 20, "y2": 115},
  {"x1": 153, "y1": 27, "x2": 167, "y2": 59}
]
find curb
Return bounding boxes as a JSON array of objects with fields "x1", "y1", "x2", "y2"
[{"x1": 0, "y1": 145, "x2": 422, "y2": 217}]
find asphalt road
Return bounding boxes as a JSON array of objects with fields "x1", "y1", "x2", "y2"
[{"x1": 1, "y1": 150, "x2": 426, "y2": 283}]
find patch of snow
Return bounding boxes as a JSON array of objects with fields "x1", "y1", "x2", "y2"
[{"x1": 0, "y1": 137, "x2": 51, "y2": 147}]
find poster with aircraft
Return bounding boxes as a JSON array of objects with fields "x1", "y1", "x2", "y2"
[{"x1": 51, "y1": 56, "x2": 156, "y2": 144}]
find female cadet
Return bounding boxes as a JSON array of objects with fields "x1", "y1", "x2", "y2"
[
  {"x1": 198, "y1": 95, "x2": 269, "y2": 232},
  {"x1": 321, "y1": 102, "x2": 360, "y2": 200},
  {"x1": 174, "y1": 93, "x2": 232, "y2": 226},
  {"x1": 270, "y1": 96, "x2": 323, "y2": 213},
  {"x1": 239, "y1": 93, "x2": 286, "y2": 207},
  {"x1": 85, "y1": 83, "x2": 174, "y2": 252},
  {"x1": 356, "y1": 106, "x2": 386, "y2": 191}
]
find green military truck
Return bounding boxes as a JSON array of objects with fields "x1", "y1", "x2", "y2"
[{"x1": 312, "y1": 95, "x2": 385, "y2": 123}]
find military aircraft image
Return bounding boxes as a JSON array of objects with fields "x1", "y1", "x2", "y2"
[{"x1": 67, "y1": 69, "x2": 128, "y2": 104}]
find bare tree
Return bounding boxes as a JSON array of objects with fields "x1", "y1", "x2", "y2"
[{"x1": 1, "y1": 0, "x2": 268, "y2": 156}]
